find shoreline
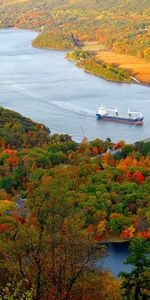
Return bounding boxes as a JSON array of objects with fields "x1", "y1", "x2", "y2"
[
  {"x1": 32, "y1": 42, "x2": 68, "y2": 52},
  {"x1": 66, "y1": 52, "x2": 150, "y2": 87},
  {"x1": 101, "y1": 237, "x2": 129, "y2": 243},
  {"x1": 82, "y1": 68, "x2": 133, "y2": 84},
  {"x1": 66, "y1": 55, "x2": 133, "y2": 84}
]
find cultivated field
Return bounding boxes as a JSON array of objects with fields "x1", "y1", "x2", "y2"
[
  {"x1": 82, "y1": 42, "x2": 106, "y2": 52},
  {"x1": 96, "y1": 51, "x2": 150, "y2": 85}
]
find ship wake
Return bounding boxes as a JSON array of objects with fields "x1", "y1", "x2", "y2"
[{"x1": 51, "y1": 101, "x2": 94, "y2": 118}]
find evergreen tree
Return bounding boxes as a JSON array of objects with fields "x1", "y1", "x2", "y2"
[{"x1": 120, "y1": 238, "x2": 150, "y2": 300}]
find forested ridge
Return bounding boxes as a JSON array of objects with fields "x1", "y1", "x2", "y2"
[{"x1": 0, "y1": 107, "x2": 150, "y2": 299}]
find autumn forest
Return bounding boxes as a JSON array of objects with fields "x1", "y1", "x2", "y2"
[
  {"x1": 0, "y1": 106, "x2": 150, "y2": 299},
  {"x1": 0, "y1": 0, "x2": 150, "y2": 299}
]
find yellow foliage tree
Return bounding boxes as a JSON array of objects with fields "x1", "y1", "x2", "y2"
[{"x1": 0, "y1": 200, "x2": 15, "y2": 214}]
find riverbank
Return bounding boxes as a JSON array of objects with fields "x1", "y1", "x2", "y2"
[{"x1": 66, "y1": 50, "x2": 131, "y2": 83}]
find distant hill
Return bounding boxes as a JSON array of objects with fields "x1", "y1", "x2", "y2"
[
  {"x1": 0, "y1": 0, "x2": 27, "y2": 7},
  {"x1": 1, "y1": 0, "x2": 150, "y2": 12},
  {"x1": 61, "y1": 0, "x2": 149, "y2": 11}
]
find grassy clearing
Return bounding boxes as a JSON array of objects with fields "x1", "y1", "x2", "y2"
[
  {"x1": 96, "y1": 51, "x2": 150, "y2": 85},
  {"x1": 82, "y1": 42, "x2": 106, "y2": 52}
]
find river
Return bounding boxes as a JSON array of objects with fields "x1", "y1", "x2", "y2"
[
  {"x1": 0, "y1": 29, "x2": 148, "y2": 275},
  {"x1": 0, "y1": 29, "x2": 150, "y2": 144}
]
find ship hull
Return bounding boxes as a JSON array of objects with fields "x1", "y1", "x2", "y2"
[{"x1": 96, "y1": 114, "x2": 144, "y2": 125}]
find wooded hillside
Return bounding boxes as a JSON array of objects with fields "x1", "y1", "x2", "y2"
[{"x1": 0, "y1": 107, "x2": 150, "y2": 299}]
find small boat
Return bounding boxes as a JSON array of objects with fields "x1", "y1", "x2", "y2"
[{"x1": 96, "y1": 105, "x2": 144, "y2": 125}]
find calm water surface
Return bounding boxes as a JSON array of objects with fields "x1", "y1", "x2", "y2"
[
  {"x1": 0, "y1": 29, "x2": 147, "y2": 275},
  {"x1": 97, "y1": 242, "x2": 132, "y2": 276},
  {"x1": 0, "y1": 29, "x2": 150, "y2": 143}
]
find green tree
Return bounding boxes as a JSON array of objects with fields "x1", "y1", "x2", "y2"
[{"x1": 120, "y1": 238, "x2": 150, "y2": 300}]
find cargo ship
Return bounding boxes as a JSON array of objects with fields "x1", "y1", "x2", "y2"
[{"x1": 96, "y1": 105, "x2": 144, "y2": 125}]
